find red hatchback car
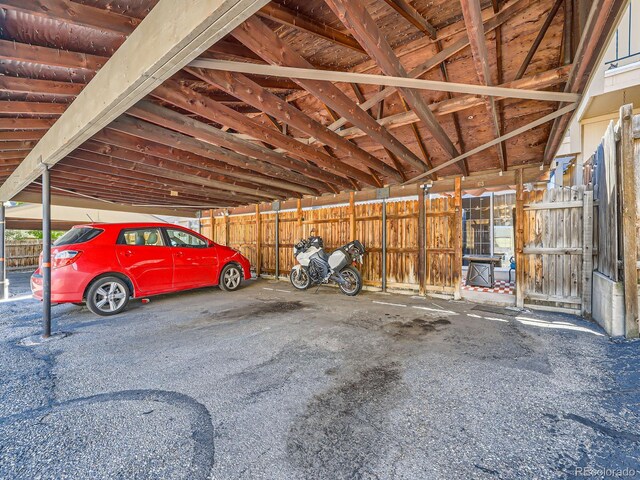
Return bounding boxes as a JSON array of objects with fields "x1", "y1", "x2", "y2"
[{"x1": 31, "y1": 222, "x2": 251, "y2": 316}]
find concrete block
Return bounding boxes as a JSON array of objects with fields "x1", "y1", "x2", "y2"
[{"x1": 592, "y1": 271, "x2": 625, "y2": 337}]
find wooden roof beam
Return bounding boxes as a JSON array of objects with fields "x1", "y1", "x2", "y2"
[
  {"x1": 128, "y1": 100, "x2": 343, "y2": 192},
  {"x1": 0, "y1": 38, "x2": 107, "y2": 71},
  {"x1": 352, "y1": 83, "x2": 408, "y2": 181},
  {"x1": 191, "y1": 59, "x2": 580, "y2": 103},
  {"x1": 0, "y1": 0, "x2": 271, "y2": 202},
  {"x1": 91, "y1": 128, "x2": 304, "y2": 196},
  {"x1": 0, "y1": 102, "x2": 66, "y2": 115},
  {"x1": 460, "y1": 0, "x2": 508, "y2": 171},
  {"x1": 110, "y1": 114, "x2": 323, "y2": 196},
  {"x1": 76, "y1": 143, "x2": 283, "y2": 200},
  {"x1": 0, "y1": 141, "x2": 37, "y2": 151},
  {"x1": 0, "y1": 0, "x2": 140, "y2": 36},
  {"x1": 186, "y1": 68, "x2": 389, "y2": 187},
  {"x1": 150, "y1": 81, "x2": 373, "y2": 186},
  {"x1": 13, "y1": 190, "x2": 199, "y2": 216},
  {"x1": 0, "y1": 76, "x2": 84, "y2": 98},
  {"x1": 317, "y1": 0, "x2": 534, "y2": 133},
  {"x1": 381, "y1": 0, "x2": 437, "y2": 39},
  {"x1": 408, "y1": 104, "x2": 577, "y2": 184},
  {"x1": 327, "y1": 0, "x2": 461, "y2": 166},
  {"x1": 230, "y1": 16, "x2": 410, "y2": 181},
  {"x1": 0, "y1": 118, "x2": 56, "y2": 130},
  {"x1": 514, "y1": 0, "x2": 565, "y2": 81},
  {"x1": 256, "y1": 3, "x2": 366, "y2": 54},
  {"x1": 385, "y1": 0, "x2": 471, "y2": 177},
  {"x1": 337, "y1": 65, "x2": 573, "y2": 138},
  {"x1": 64, "y1": 152, "x2": 264, "y2": 204},
  {"x1": 0, "y1": 131, "x2": 46, "y2": 141}
]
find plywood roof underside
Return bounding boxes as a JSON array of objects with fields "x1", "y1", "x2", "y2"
[{"x1": 0, "y1": 0, "x2": 622, "y2": 212}]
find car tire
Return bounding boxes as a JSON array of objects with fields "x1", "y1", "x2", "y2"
[
  {"x1": 86, "y1": 276, "x2": 130, "y2": 316},
  {"x1": 219, "y1": 264, "x2": 243, "y2": 291}
]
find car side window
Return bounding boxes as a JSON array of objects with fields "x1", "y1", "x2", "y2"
[
  {"x1": 117, "y1": 228, "x2": 165, "y2": 246},
  {"x1": 165, "y1": 228, "x2": 207, "y2": 248}
]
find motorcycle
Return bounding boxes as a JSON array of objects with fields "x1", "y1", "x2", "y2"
[{"x1": 290, "y1": 233, "x2": 365, "y2": 295}]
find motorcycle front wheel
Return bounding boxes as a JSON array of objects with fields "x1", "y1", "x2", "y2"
[
  {"x1": 290, "y1": 267, "x2": 311, "y2": 290},
  {"x1": 339, "y1": 266, "x2": 362, "y2": 296}
]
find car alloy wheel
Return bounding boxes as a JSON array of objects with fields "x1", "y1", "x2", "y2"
[
  {"x1": 86, "y1": 276, "x2": 130, "y2": 316},
  {"x1": 94, "y1": 282, "x2": 127, "y2": 313},
  {"x1": 220, "y1": 264, "x2": 242, "y2": 291}
]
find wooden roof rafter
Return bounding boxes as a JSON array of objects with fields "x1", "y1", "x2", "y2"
[
  {"x1": 149, "y1": 81, "x2": 375, "y2": 186},
  {"x1": 381, "y1": 0, "x2": 469, "y2": 175},
  {"x1": 230, "y1": 15, "x2": 424, "y2": 181},
  {"x1": 256, "y1": 3, "x2": 366, "y2": 54},
  {"x1": 185, "y1": 67, "x2": 393, "y2": 187},
  {"x1": 460, "y1": 0, "x2": 508, "y2": 171},
  {"x1": 325, "y1": 0, "x2": 460, "y2": 172}
]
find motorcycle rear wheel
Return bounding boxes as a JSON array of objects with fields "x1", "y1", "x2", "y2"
[
  {"x1": 339, "y1": 266, "x2": 362, "y2": 296},
  {"x1": 290, "y1": 267, "x2": 311, "y2": 290}
]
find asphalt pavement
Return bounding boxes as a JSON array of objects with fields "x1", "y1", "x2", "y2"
[{"x1": 0, "y1": 272, "x2": 638, "y2": 479}]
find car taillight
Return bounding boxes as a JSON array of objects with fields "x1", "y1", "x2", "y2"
[{"x1": 53, "y1": 250, "x2": 82, "y2": 269}]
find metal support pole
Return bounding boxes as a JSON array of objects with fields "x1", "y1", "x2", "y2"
[
  {"x1": 42, "y1": 167, "x2": 51, "y2": 338},
  {"x1": 489, "y1": 192, "x2": 494, "y2": 257},
  {"x1": 0, "y1": 203, "x2": 7, "y2": 300},
  {"x1": 381, "y1": 198, "x2": 387, "y2": 292},
  {"x1": 275, "y1": 210, "x2": 280, "y2": 279},
  {"x1": 273, "y1": 200, "x2": 280, "y2": 280}
]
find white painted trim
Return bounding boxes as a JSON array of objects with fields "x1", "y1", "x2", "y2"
[{"x1": 190, "y1": 59, "x2": 582, "y2": 103}]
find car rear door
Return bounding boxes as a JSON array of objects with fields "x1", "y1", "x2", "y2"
[
  {"x1": 163, "y1": 227, "x2": 218, "y2": 289},
  {"x1": 115, "y1": 227, "x2": 173, "y2": 295}
]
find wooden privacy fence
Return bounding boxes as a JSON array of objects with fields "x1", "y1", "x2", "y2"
[
  {"x1": 201, "y1": 180, "x2": 596, "y2": 315},
  {"x1": 202, "y1": 180, "x2": 468, "y2": 296},
  {"x1": 519, "y1": 185, "x2": 593, "y2": 315},
  {"x1": 6, "y1": 239, "x2": 42, "y2": 270}
]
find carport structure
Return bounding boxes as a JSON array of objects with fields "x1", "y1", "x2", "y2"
[{"x1": 0, "y1": 0, "x2": 630, "y2": 335}]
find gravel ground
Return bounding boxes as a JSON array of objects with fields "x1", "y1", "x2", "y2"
[{"x1": 0, "y1": 272, "x2": 638, "y2": 479}]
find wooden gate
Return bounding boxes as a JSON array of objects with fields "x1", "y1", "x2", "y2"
[
  {"x1": 519, "y1": 185, "x2": 593, "y2": 315},
  {"x1": 422, "y1": 187, "x2": 462, "y2": 297}
]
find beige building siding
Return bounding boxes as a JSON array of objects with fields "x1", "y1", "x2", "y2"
[{"x1": 555, "y1": 0, "x2": 640, "y2": 185}]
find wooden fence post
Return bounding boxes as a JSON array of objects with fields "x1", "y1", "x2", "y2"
[
  {"x1": 275, "y1": 208, "x2": 280, "y2": 279},
  {"x1": 381, "y1": 198, "x2": 387, "y2": 292},
  {"x1": 582, "y1": 189, "x2": 593, "y2": 317},
  {"x1": 516, "y1": 168, "x2": 525, "y2": 308},
  {"x1": 453, "y1": 177, "x2": 462, "y2": 300},
  {"x1": 620, "y1": 104, "x2": 639, "y2": 338},
  {"x1": 224, "y1": 209, "x2": 230, "y2": 247},
  {"x1": 297, "y1": 199, "x2": 303, "y2": 240},
  {"x1": 349, "y1": 192, "x2": 356, "y2": 241},
  {"x1": 418, "y1": 184, "x2": 426, "y2": 296},
  {"x1": 255, "y1": 204, "x2": 262, "y2": 277}
]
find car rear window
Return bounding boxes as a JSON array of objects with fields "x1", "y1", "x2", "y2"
[{"x1": 54, "y1": 227, "x2": 104, "y2": 246}]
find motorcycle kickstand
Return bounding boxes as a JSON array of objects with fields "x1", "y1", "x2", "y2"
[{"x1": 314, "y1": 283, "x2": 322, "y2": 294}]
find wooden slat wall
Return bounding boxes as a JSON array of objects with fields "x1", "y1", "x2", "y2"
[
  {"x1": 521, "y1": 186, "x2": 587, "y2": 314},
  {"x1": 386, "y1": 200, "x2": 420, "y2": 288},
  {"x1": 228, "y1": 214, "x2": 257, "y2": 267},
  {"x1": 355, "y1": 202, "x2": 383, "y2": 287},
  {"x1": 592, "y1": 121, "x2": 619, "y2": 281},
  {"x1": 260, "y1": 212, "x2": 277, "y2": 274},
  {"x1": 279, "y1": 210, "x2": 299, "y2": 278},
  {"x1": 424, "y1": 196, "x2": 457, "y2": 293},
  {"x1": 6, "y1": 240, "x2": 42, "y2": 270}
]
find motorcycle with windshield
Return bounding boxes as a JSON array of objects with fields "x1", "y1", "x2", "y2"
[{"x1": 290, "y1": 233, "x2": 365, "y2": 295}]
